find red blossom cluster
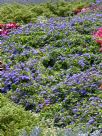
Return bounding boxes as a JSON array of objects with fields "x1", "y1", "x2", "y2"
[
  {"x1": 0, "y1": 22, "x2": 19, "y2": 36},
  {"x1": 93, "y1": 27, "x2": 102, "y2": 52}
]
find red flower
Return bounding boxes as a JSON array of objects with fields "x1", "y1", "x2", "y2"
[
  {"x1": 93, "y1": 27, "x2": 102, "y2": 51},
  {"x1": 6, "y1": 22, "x2": 19, "y2": 29},
  {"x1": 0, "y1": 29, "x2": 8, "y2": 36},
  {"x1": 93, "y1": 27, "x2": 102, "y2": 52},
  {"x1": 0, "y1": 22, "x2": 20, "y2": 36}
]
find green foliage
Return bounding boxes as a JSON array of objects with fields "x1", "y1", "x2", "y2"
[
  {"x1": 0, "y1": 94, "x2": 39, "y2": 136},
  {"x1": 0, "y1": 0, "x2": 93, "y2": 24},
  {"x1": 21, "y1": 126, "x2": 102, "y2": 136}
]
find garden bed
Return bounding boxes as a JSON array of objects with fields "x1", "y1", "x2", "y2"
[{"x1": 0, "y1": 0, "x2": 102, "y2": 136}]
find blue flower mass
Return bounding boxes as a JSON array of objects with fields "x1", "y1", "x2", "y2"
[{"x1": 0, "y1": 0, "x2": 102, "y2": 135}]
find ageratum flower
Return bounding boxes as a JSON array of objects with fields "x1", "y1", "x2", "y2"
[
  {"x1": 96, "y1": 0, "x2": 102, "y2": 4},
  {"x1": 72, "y1": 108, "x2": 78, "y2": 113},
  {"x1": 88, "y1": 117, "x2": 95, "y2": 125},
  {"x1": 20, "y1": 75, "x2": 30, "y2": 81},
  {"x1": 45, "y1": 99, "x2": 50, "y2": 105},
  {"x1": 80, "y1": 90, "x2": 87, "y2": 95},
  {"x1": 78, "y1": 59, "x2": 85, "y2": 68}
]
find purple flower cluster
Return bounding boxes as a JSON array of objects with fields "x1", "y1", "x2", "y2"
[
  {"x1": 1, "y1": 2, "x2": 102, "y2": 128},
  {"x1": 96, "y1": 0, "x2": 102, "y2": 4}
]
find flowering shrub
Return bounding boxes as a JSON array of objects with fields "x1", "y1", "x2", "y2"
[
  {"x1": 93, "y1": 27, "x2": 102, "y2": 52},
  {"x1": 93, "y1": 27, "x2": 102, "y2": 45},
  {"x1": 0, "y1": 22, "x2": 19, "y2": 36}
]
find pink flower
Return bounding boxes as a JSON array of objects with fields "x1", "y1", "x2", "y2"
[
  {"x1": 1, "y1": 30, "x2": 8, "y2": 36},
  {"x1": 0, "y1": 22, "x2": 20, "y2": 36},
  {"x1": 6, "y1": 22, "x2": 19, "y2": 29},
  {"x1": 81, "y1": 8, "x2": 90, "y2": 13},
  {"x1": 93, "y1": 27, "x2": 102, "y2": 52}
]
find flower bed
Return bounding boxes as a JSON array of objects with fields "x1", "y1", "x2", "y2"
[{"x1": 0, "y1": 1, "x2": 102, "y2": 136}]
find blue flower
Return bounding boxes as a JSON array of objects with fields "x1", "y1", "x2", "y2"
[
  {"x1": 78, "y1": 59, "x2": 85, "y2": 68},
  {"x1": 88, "y1": 118, "x2": 95, "y2": 125},
  {"x1": 20, "y1": 75, "x2": 30, "y2": 81},
  {"x1": 96, "y1": 0, "x2": 102, "y2": 4},
  {"x1": 80, "y1": 90, "x2": 87, "y2": 95},
  {"x1": 45, "y1": 99, "x2": 50, "y2": 105},
  {"x1": 72, "y1": 108, "x2": 78, "y2": 113}
]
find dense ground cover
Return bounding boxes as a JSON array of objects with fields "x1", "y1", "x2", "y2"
[
  {"x1": 0, "y1": 94, "x2": 40, "y2": 136},
  {"x1": 0, "y1": 0, "x2": 102, "y2": 135},
  {"x1": 0, "y1": 0, "x2": 94, "y2": 24}
]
